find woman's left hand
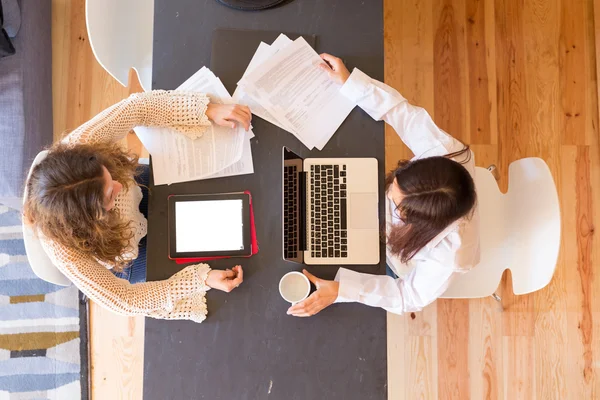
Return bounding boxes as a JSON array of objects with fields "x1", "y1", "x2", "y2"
[
  {"x1": 206, "y1": 265, "x2": 244, "y2": 292},
  {"x1": 206, "y1": 103, "x2": 252, "y2": 131},
  {"x1": 287, "y1": 269, "x2": 339, "y2": 317}
]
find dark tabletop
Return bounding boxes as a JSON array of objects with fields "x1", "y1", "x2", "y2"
[{"x1": 145, "y1": 1, "x2": 386, "y2": 399}]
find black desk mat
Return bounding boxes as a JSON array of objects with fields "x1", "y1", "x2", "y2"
[{"x1": 146, "y1": 2, "x2": 385, "y2": 399}]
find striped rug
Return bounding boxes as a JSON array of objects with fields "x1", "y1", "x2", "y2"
[{"x1": 0, "y1": 205, "x2": 87, "y2": 399}]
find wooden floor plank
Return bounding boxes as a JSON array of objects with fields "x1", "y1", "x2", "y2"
[
  {"x1": 562, "y1": 145, "x2": 597, "y2": 399},
  {"x1": 433, "y1": 0, "x2": 470, "y2": 144},
  {"x1": 89, "y1": 304, "x2": 145, "y2": 400},
  {"x1": 589, "y1": 142, "x2": 600, "y2": 398},
  {"x1": 583, "y1": 0, "x2": 597, "y2": 148},
  {"x1": 469, "y1": 297, "x2": 504, "y2": 400},
  {"x1": 589, "y1": 24, "x2": 600, "y2": 400},
  {"x1": 384, "y1": 0, "x2": 435, "y2": 163},
  {"x1": 560, "y1": 0, "x2": 589, "y2": 145},
  {"x1": 594, "y1": 0, "x2": 600, "y2": 125},
  {"x1": 437, "y1": 299, "x2": 470, "y2": 400},
  {"x1": 484, "y1": 0, "x2": 499, "y2": 146},
  {"x1": 407, "y1": 336, "x2": 439, "y2": 399},
  {"x1": 574, "y1": 146, "x2": 596, "y2": 390},
  {"x1": 503, "y1": 336, "x2": 534, "y2": 399},
  {"x1": 466, "y1": 0, "x2": 495, "y2": 145},
  {"x1": 432, "y1": 1, "x2": 472, "y2": 398},
  {"x1": 386, "y1": 313, "x2": 407, "y2": 399}
]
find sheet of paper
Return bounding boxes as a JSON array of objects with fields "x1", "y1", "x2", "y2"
[
  {"x1": 135, "y1": 67, "x2": 246, "y2": 185},
  {"x1": 182, "y1": 66, "x2": 255, "y2": 138},
  {"x1": 270, "y1": 33, "x2": 293, "y2": 51},
  {"x1": 232, "y1": 41, "x2": 302, "y2": 143},
  {"x1": 204, "y1": 131, "x2": 254, "y2": 180},
  {"x1": 238, "y1": 37, "x2": 355, "y2": 150},
  {"x1": 136, "y1": 123, "x2": 246, "y2": 185},
  {"x1": 232, "y1": 44, "x2": 283, "y2": 126},
  {"x1": 179, "y1": 66, "x2": 232, "y2": 104}
]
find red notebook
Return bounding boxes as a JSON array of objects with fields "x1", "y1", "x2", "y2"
[{"x1": 175, "y1": 191, "x2": 258, "y2": 264}]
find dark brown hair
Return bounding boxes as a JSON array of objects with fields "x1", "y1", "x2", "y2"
[
  {"x1": 385, "y1": 147, "x2": 476, "y2": 263},
  {"x1": 23, "y1": 142, "x2": 140, "y2": 270}
]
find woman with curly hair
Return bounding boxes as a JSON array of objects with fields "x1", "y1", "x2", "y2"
[{"x1": 24, "y1": 90, "x2": 251, "y2": 323}]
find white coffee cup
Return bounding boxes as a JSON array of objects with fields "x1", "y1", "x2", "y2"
[{"x1": 279, "y1": 271, "x2": 311, "y2": 304}]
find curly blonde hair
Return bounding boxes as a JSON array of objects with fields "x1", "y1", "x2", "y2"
[{"x1": 23, "y1": 142, "x2": 141, "y2": 270}]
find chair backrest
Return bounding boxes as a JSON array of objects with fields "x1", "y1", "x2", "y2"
[
  {"x1": 22, "y1": 151, "x2": 71, "y2": 286},
  {"x1": 441, "y1": 158, "x2": 561, "y2": 298},
  {"x1": 85, "y1": 0, "x2": 154, "y2": 91}
]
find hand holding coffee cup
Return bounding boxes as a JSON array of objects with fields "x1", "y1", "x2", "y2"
[
  {"x1": 286, "y1": 269, "x2": 340, "y2": 317},
  {"x1": 279, "y1": 271, "x2": 311, "y2": 304}
]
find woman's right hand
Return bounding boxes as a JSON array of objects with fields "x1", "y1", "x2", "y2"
[
  {"x1": 206, "y1": 103, "x2": 252, "y2": 131},
  {"x1": 206, "y1": 265, "x2": 244, "y2": 292},
  {"x1": 319, "y1": 53, "x2": 351, "y2": 85}
]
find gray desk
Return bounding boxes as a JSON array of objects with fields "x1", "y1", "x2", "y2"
[{"x1": 145, "y1": 1, "x2": 386, "y2": 399}]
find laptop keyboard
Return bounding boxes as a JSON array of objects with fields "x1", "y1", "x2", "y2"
[
  {"x1": 284, "y1": 165, "x2": 299, "y2": 259},
  {"x1": 310, "y1": 164, "x2": 348, "y2": 258}
]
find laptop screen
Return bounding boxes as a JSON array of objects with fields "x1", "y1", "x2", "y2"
[{"x1": 282, "y1": 147, "x2": 305, "y2": 263}]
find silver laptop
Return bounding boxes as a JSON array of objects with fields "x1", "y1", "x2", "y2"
[{"x1": 283, "y1": 147, "x2": 380, "y2": 265}]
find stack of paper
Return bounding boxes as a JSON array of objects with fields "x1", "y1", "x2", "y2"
[
  {"x1": 135, "y1": 67, "x2": 254, "y2": 185},
  {"x1": 234, "y1": 34, "x2": 354, "y2": 150},
  {"x1": 133, "y1": 34, "x2": 353, "y2": 186}
]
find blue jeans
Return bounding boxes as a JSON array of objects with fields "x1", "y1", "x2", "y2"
[{"x1": 112, "y1": 165, "x2": 149, "y2": 284}]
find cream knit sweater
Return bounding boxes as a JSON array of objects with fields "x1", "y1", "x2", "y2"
[{"x1": 39, "y1": 90, "x2": 215, "y2": 323}]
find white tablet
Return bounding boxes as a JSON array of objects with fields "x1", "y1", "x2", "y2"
[{"x1": 168, "y1": 193, "x2": 251, "y2": 259}]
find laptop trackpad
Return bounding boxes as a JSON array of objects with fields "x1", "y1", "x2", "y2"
[{"x1": 349, "y1": 193, "x2": 378, "y2": 230}]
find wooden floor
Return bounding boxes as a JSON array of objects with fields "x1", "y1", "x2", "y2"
[
  {"x1": 51, "y1": 0, "x2": 600, "y2": 399},
  {"x1": 385, "y1": 0, "x2": 600, "y2": 399}
]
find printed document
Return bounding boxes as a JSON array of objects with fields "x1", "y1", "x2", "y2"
[
  {"x1": 233, "y1": 36, "x2": 302, "y2": 143},
  {"x1": 204, "y1": 130, "x2": 254, "y2": 180},
  {"x1": 238, "y1": 37, "x2": 354, "y2": 150},
  {"x1": 135, "y1": 67, "x2": 248, "y2": 185}
]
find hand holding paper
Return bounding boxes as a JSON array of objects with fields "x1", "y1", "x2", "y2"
[
  {"x1": 132, "y1": 33, "x2": 355, "y2": 185},
  {"x1": 206, "y1": 103, "x2": 252, "y2": 130},
  {"x1": 237, "y1": 36, "x2": 354, "y2": 150},
  {"x1": 134, "y1": 66, "x2": 254, "y2": 185}
]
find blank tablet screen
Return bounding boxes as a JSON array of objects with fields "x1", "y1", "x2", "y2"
[{"x1": 175, "y1": 199, "x2": 245, "y2": 253}]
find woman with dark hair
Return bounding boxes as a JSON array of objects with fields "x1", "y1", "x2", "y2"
[
  {"x1": 24, "y1": 91, "x2": 251, "y2": 322},
  {"x1": 288, "y1": 55, "x2": 480, "y2": 317}
]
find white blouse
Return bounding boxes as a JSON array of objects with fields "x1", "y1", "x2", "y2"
[{"x1": 334, "y1": 69, "x2": 481, "y2": 314}]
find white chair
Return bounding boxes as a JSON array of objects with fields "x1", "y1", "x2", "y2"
[
  {"x1": 22, "y1": 151, "x2": 71, "y2": 286},
  {"x1": 85, "y1": 0, "x2": 154, "y2": 91},
  {"x1": 440, "y1": 158, "x2": 561, "y2": 299}
]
